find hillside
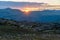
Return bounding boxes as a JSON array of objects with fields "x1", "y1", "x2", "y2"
[
  {"x1": 0, "y1": 18, "x2": 60, "y2": 40},
  {"x1": 0, "y1": 8, "x2": 60, "y2": 22},
  {"x1": 0, "y1": 8, "x2": 60, "y2": 40}
]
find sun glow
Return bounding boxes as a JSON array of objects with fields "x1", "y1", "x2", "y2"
[
  {"x1": 20, "y1": 7, "x2": 31, "y2": 15},
  {"x1": 21, "y1": 8, "x2": 31, "y2": 13},
  {"x1": 20, "y1": 7, "x2": 40, "y2": 15},
  {"x1": 21, "y1": 7, "x2": 39, "y2": 13}
]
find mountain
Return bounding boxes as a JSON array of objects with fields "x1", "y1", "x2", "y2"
[
  {"x1": 0, "y1": 8, "x2": 60, "y2": 23},
  {"x1": 28, "y1": 10, "x2": 60, "y2": 22}
]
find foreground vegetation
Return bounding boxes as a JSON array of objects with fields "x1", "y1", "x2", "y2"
[{"x1": 0, "y1": 18, "x2": 60, "y2": 40}]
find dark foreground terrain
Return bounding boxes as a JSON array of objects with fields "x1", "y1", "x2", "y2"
[{"x1": 0, "y1": 18, "x2": 60, "y2": 40}]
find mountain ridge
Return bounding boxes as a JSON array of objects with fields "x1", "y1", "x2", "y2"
[{"x1": 0, "y1": 8, "x2": 60, "y2": 23}]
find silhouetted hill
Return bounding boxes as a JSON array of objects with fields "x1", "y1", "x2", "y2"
[
  {"x1": 0, "y1": 8, "x2": 60, "y2": 22},
  {"x1": 0, "y1": 8, "x2": 24, "y2": 20}
]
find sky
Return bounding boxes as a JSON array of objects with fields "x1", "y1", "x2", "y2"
[{"x1": 0, "y1": 0, "x2": 60, "y2": 5}]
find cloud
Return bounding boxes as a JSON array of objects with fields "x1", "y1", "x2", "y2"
[{"x1": 0, "y1": 0, "x2": 60, "y2": 5}]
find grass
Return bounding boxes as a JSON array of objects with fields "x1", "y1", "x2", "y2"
[
  {"x1": 0, "y1": 25, "x2": 59, "y2": 40},
  {"x1": 0, "y1": 21, "x2": 60, "y2": 40}
]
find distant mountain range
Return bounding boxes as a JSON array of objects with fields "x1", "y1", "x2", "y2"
[{"x1": 0, "y1": 8, "x2": 60, "y2": 23}]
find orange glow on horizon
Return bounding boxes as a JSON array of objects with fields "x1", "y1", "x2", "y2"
[
  {"x1": 20, "y1": 6, "x2": 40, "y2": 15},
  {"x1": 20, "y1": 7, "x2": 31, "y2": 15},
  {"x1": 21, "y1": 7, "x2": 31, "y2": 13}
]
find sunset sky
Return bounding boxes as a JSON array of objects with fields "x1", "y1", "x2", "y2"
[
  {"x1": 0, "y1": 0, "x2": 60, "y2": 11},
  {"x1": 0, "y1": 0, "x2": 60, "y2": 5}
]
